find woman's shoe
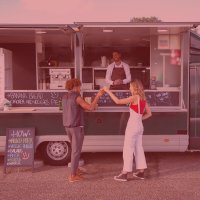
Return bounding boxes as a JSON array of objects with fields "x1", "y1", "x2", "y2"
[
  {"x1": 133, "y1": 171, "x2": 145, "y2": 180},
  {"x1": 114, "y1": 173, "x2": 127, "y2": 181}
]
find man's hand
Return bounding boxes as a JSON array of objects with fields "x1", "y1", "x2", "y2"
[
  {"x1": 117, "y1": 79, "x2": 123, "y2": 85},
  {"x1": 113, "y1": 79, "x2": 123, "y2": 85},
  {"x1": 113, "y1": 80, "x2": 120, "y2": 85},
  {"x1": 77, "y1": 90, "x2": 104, "y2": 111},
  {"x1": 97, "y1": 89, "x2": 105, "y2": 97}
]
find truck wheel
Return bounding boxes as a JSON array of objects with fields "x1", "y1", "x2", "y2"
[{"x1": 40, "y1": 141, "x2": 71, "y2": 166}]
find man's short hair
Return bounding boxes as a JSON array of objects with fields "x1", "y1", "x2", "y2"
[
  {"x1": 65, "y1": 78, "x2": 81, "y2": 90},
  {"x1": 112, "y1": 50, "x2": 121, "y2": 54}
]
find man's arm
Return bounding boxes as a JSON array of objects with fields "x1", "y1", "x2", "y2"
[
  {"x1": 122, "y1": 64, "x2": 131, "y2": 84},
  {"x1": 76, "y1": 90, "x2": 104, "y2": 111}
]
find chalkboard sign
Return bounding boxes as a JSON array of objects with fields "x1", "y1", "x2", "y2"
[
  {"x1": 83, "y1": 91, "x2": 180, "y2": 107},
  {"x1": 4, "y1": 127, "x2": 35, "y2": 173},
  {"x1": 5, "y1": 92, "x2": 67, "y2": 107}
]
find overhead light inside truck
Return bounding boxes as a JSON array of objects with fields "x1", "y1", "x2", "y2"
[
  {"x1": 157, "y1": 29, "x2": 168, "y2": 32},
  {"x1": 103, "y1": 30, "x2": 113, "y2": 33},
  {"x1": 35, "y1": 31, "x2": 47, "y2": 34}
]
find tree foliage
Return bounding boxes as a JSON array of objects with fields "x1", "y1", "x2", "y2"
[{"x1": 130, "y1": 16, "x2": 163, "y2": 22}]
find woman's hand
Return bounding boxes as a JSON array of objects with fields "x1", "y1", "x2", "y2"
[
  {"x1": 97, "y1": 90, "x2": 105, "y2": 97},
  {"x1": 103, "y1": 86, "x2": 109, "y2": 92}
]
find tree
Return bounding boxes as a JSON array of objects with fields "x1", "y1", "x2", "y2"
[{"x1": 130, "y1": 16, "x2": 163, "y2": 22}]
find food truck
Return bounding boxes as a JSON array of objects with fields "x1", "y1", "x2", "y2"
[{"x1": 0, "y1": 22, "x2": 200, "y2": 166}]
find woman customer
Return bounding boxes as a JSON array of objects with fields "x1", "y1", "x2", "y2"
[{"x1": 103, "y1": 79, "x2": 152, "y2": 181}]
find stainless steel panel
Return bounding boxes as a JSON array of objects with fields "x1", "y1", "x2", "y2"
[
  {"x1": 190, "y1": 68, "x2": 197, "y2": 118},
  {"x1": 196, "y1": 66, "x2": 200, "y2": 118},
  {"x1": 190, "y1": 64, "x2": 200, "y2": 144}
]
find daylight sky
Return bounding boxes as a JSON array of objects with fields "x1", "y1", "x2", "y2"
[{"x1": 0, "y1": 0, "x2": 200, "y2": 24}]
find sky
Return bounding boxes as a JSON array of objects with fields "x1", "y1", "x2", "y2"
[{"x1": 0, "y1": 0, "x2": 200, "y2": 24}]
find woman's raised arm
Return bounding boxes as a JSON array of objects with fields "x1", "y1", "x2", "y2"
[{"x1": 103, "y1": 86, "x2": 136, "y2": 105}]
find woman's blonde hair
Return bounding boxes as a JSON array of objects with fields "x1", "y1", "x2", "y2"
[{"x1": 130, "y1": 79, "x2": 146, "y2": 100}]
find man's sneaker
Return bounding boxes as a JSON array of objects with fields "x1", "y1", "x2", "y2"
[
  {"x1": 133, "y1": 171, "x2": 145, "y2": 180},
  {"x1": 76, "y1": 168, "x2": 84, "y2": 175},
  {"x1": 114, "y1": 173, "x2": 127, "y2": 182},
  {"x1": 69, "y1": 174, "x2": 84, "y2": 182}
]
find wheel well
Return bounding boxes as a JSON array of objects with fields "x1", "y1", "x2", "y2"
[
  {"x1": 36, "y1": 141, "x2": 71, "y2": 151},
  {"x1": 36, "y1": 141, "x2": 48, "y2": 151}
]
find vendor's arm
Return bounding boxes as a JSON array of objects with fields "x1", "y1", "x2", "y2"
[
  {"x1": 122, "y1": 64, "x2": 131, "y2": 84},
  {"x1": 142, "y1": 103, "x2": 152, "y2": 120},
  {"x1": 76, "y1": 90, "x2": 104, "y2": 111},
  {"x1": 103, "y1": 86, "x2": 136, "y2": 104},
  {"x1": 105, "y1": 65, "x2": 114, "y2": 85}
]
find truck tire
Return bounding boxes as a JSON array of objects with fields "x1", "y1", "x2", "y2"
[{"x1": 40, "y1": 141, "x2": 71, "y2": 166}]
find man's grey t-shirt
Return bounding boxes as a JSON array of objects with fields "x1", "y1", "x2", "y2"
[{"x1": 62, "y1": 91, "x2": 84, "y2": 127}]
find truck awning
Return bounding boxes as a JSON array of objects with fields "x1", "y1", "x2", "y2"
[
  {"x1": 0, "y1": 24, "x2": 77, "y2": 33},
  {"x1": 74, "y1": 22, "x2": 200, "y2": 28}
]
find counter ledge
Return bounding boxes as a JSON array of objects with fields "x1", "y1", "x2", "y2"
[{"x1": 0, "y1": 107, "x2": 187, "y2": 113}]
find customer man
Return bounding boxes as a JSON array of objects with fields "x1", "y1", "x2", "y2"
[
  {"x1": 62, "y1": 78, "x2": 104, "y2": 182},
  {"x1": 105, "y1": 50, "x2": 131, "y2": 90}
]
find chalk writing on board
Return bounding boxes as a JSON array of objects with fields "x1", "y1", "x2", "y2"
[
  {"x1": 154, "y1": 92, "x2": 173, "y2": 106},
  {"x1": 29, "y1": 93, "x2": 43, "y2": 99},
  {"x1": 11, "y1": 130, "x2": 31, "y2": 137},
  {"x1": 86, "y1": 92, "x2": 131, "y2": 107},
  {"x1": 5, "y1": 92, "x2": 66, "y2": 107},
  {"x1": 51, "y1": 92, "x2": 59, "y2": 98},
  {"x1": 6, "y1": 93, "x2": 28, "y2": 99},
  {"x1": 83, "y1": 91, "x2": 179, "y2": 107},
  {"x1": 23, "y1": 152, "x2": 30, "y2": 159},
  {"x1": 8, "y1": 149, "x2": 23, "y2": 153},
  {"x1": 6, "y1": 93, "x2": 50, "y2": 106}
]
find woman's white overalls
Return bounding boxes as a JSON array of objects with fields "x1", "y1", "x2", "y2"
[{"x1": 123, "y1": 95, "x2": 147, "y2": 172}]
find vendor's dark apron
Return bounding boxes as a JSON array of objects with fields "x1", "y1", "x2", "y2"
[{"x1": 110, "y1": 65, "x2": 128, "y2": 90}]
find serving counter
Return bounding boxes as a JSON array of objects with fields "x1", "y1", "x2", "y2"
[{"x1": 0, "y1": 107, "x2": 187, "y2": 113}]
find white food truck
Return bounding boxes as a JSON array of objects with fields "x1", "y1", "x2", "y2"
[{"x1": 0, "y1": 22, "x2": 200, "y2": 165}]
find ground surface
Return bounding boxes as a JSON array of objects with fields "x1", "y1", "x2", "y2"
[{"x1": 0, "y1": 152, "x2": 200, "y2": 200}]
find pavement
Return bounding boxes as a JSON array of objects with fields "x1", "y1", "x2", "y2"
[{"x1": 0, "y1": 151, "x2": 200, "y2": 200}]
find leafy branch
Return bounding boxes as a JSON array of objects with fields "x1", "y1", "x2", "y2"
[{"x1": 130, "y1": 16, "x2": 163, "y2": 22}]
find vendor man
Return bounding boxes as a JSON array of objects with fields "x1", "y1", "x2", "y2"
[{"x1": 105, "y1": 50, "x2": 131, "y2": 90}]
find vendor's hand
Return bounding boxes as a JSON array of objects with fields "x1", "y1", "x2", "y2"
[
  {"x1": 117, "y1": 79, "x2": 123, "y2": 85},
  {"x1": 97, "y1": 90, "x2": 105, "y2": 97},
  {"x1": 103, "y1": 86, "x2": 109, "y2": 92},
  {"x1": 113, "y1": 80, "x2": 120, "y2": 85}
]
